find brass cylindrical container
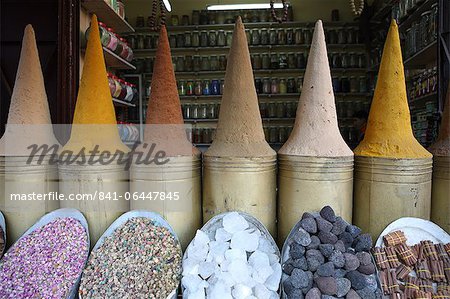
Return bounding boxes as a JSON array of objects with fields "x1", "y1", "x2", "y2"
[
  {"x1": 0, "y1": 156, "x2": 59, "y2": 245},
  {"x1": 130, "y1": 155, "x2": 202, "y2": 249},
  {"x1": 59, "y1": 159, "x2": 129, "y2": 245},
  {"x1": 431, "y1": 156, "x2": 450, "y2": 232},
  {"x1": 278, "y1": 155, "x2": 353, "y2": 244},
  {"x1": 202, "y1": 156, "x2": 277, "y2": 237},
  {"x1": 353, "y1": 156, "x2": 432, "y2": 239}
]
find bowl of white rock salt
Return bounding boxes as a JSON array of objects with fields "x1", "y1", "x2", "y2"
[{"x1": 182, "y1": 211, "x2": 282, "y2": 298}]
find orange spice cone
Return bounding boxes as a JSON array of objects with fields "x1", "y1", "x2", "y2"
[
  {"x1": 353, "y1": 20, "x2": 433, "y2": 239},
  {"x1": 203, "y1": 17, "x2": 277, "y2": 237},
  {"x1": 429, "y1": 83, "x2": 450, "y2": 232},
  {"x1": 277, "y1": 20, "x2": 353, "y2": 244},
  {"x1": 130, "y1": 25, "x2": 201, "y2": 248}
]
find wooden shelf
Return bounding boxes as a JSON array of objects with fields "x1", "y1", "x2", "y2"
[
  {"x1": 404, "y1": 40, "x2": 437, "y2": 69},
  {"x1": 81, "y1": 0, "x2": 134, "y2": 33},
  {"x1": 134, "y1": 44, "x2": 366, "y2": 56},
  {"x1": 371, "y1": 0, "x2": 395, "y2": 22},
  {"x1": 134, "y1": 21, "x2": 360, "y2": 32},
  {"x1": 113, "y1": 97, "x2": 136, "y2": 107},
  {"x1": 103, "y1": 47, "x2": 136, "y2": 70},
  {"x1": 399, "y1": 0, "x2": 437, "y2": 32}
]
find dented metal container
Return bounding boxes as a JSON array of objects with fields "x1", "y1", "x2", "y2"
[
  {"x1": 278, "y1": 155, "x2": 353, "y2": 244},
  {"x1": 202, "y1": 156, "x2": 277, "y2": 237},
  {"x1": 353, "y1": 156, "x2": 432, "y2": 239},
  {"x1": 130, "y1": 155, "x2": 202, "y2": 249},
  {"x1": 58, "y1": 158, "x2": 129, "y2": 245},
  {"x1": 431, "y1": 156, "x2": 450, "y2": 232},
  {"x1": 0, "y1": 156, "x2": 59, "y2": 245}
]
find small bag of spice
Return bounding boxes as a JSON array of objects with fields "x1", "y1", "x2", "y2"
[{"x1": 384, "y1": 230, "x2": 407, "y2": 247}]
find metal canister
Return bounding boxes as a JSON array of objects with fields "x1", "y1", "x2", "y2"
[
  {"x1": 353, "y1": 156, "x2": 432, "y2": 239},
  {"x1": 202, "y1": 156, "x2": 277, "y2": 236},
  {"x1": 278, "y1": 155, "x2": 354, "y2": 244},
  {"x1": 430, "y1": 156, "x2": 450, "y2": 232},
  {"x1": 131, "y1": 155, "x2": 202, "y2": 249},
  {"x1": 59, "y1": 158, "x2": 129, "y2": 245},
  {"x1": 0, "y1": 156, "x2": 59, "y2": 245}
]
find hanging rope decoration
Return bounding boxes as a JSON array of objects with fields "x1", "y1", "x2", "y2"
[
  {"x1": 270, "y1": 0, "x2": 289, "y2": 23},
  {"x1": 148, "y1": 0, "x2": 167, "y2": 31},
  {"x1": 349, "y1": 0, "x2": 364, "y2": 16}
]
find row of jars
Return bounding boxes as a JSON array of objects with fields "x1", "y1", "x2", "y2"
[
  {"x1": 107, "y1": 73, "x2": 138, "y2": 102},
  {"x1": 408, "y1": 67, "x2": 438, "y2": 100},
  {"x1": 104, "y1": 0, "x2": 125, "y2": 19},
  {"x1": 404, "y1": 4, "x2": 438, "y2": 58},
  {"x1": 118, "y1": 123, "x2": 140, "y2": 143},
  {"x1": 178, "y1": 80, "x2": 224, "y2": 96},
  {"x1": 86, "y1": 22, "x2": 133, "y2": 62},
  {"x1": 131, "y1": 27, "x2": 361, "y2": 50}
]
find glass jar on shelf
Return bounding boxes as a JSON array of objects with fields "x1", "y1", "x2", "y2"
[
  {"x1": 200, "y1": 31, "x2": 208, "y2": 47},
  {"x1": 350, "y1": 76, "x2": 358, "y2": 93},
  {"x1": 347, "y1": 27, "x2": 356, "y2": 44},
  {"x1": 279, "y1": 127, "x2": 287, "y2": 143},
  {"x1": 178, "y1": 80, "x2": 186, "y2": 96},
  {"x1": 253, "y1": 54, "x2": 262, "y2": 69},
  {"x1": 106, "y1": 28, "x2": 118, "y2": 51},
  {"x1": 304, "y1": 29, "x2": 312, "y2": 44},
  {"x1": 296, "y1": 53, "x2": 306, "y2": 69},
  {"x1": 259, "y1": 102, "x2": 267, "y2": 118},
  {"x1": 184, "y1": 55, "x2": 193, "y2": 72},
  {"x1": 263, "y1": 78, "x2": 271, "y2": 94},
  {"x1": 287, "y1": 53, "x2": 296, "y2": 69},
  {"x1": 271, "y1": 78, "x2": 280, "y2": 94},
  {"x1": 209, "y1": 31, "x2": 217, "y2": 47},
  {"x1": 203, "y1": 80, "x2": 211, "y2": 95},
  {"x1": 184, "y1": 104, "x2": 190, "y2": 119},
  {"x1": 226, "y1": 32, "x2": 233, "y2": 46},
  {"x1": 219, "y1": 55, "x2": 227, "y2": 70},
  {"x1": 252, "y1": 29, "x2": 261, "y2": 45},
  {"x1": 431, "y1": 3, "x2": 438, "y2": 41},
  {"x1": 255, "y1": 78, "x2": 262, "y2": 94},
  {"x1": 262, "y1": 54, "x2": 270, "y2": 69},
  {"x1": 107, "y1": 73, "x2": 116, "y2": 96},
  {"x1": 276, "y1": 102, "x2": 286, "y2": 118},
  {"x1": 279, "y1": 53, "x2": 288, "y2": 69},
  {"x1": 341, "y1": 53, "x2": 350, "y2": 68},
  {"x1": 297, "y1": 77, "x2": 303, "y2": 93},
  {"x1": 175, "y1": 57, "x2": 185, "y2": 72},
  {"x1": 118, "y1": 79, "x2": 128, "y2": 100},
  {"x1": 171, "y1": 15, "x2": 179, "y2": 26},
  {"x1": 192, "y1": 32, "x2": 200, "y2": 47},
  {"x1": 359, "y1": 76, "x2": 367, "y2": 93},
  {"x1": 201, "y1": 57, "x2": 210, "y2": 71},
  {"x1": 295, "y1": 29, "x2": 304, "y2": 44},
  {"x1": 144, "y1": 34, "x2": 152, "y2": 49},
  {"x1": 270, "y1": 54, "x2": 278, "y2": 69},
  {"x1": 186, "y1": 81, "x2": 194, "y2": 96},
  {"x1": 268, "y1": 102, "x2": 276, "y2": 118},
  {"x1": 210, "y1": 56, "x2": 219, "y2": 71},
  {"x1": 337, "y1": 28, "x2": 347, "y2": 44},
  {"x1": 349, "y1": 53, "x2": 358, "y2": 68},
  {"x1": 245, "y1": 30, "x2": 251, "y2": 45},
  {"x1": 119, "y1": 38, "x2": 129, "y2": 60},
  {"x1": 332, "y1": 77, "x2": 341, "y2": 93},
  {"x1": 184, "y1": 32, "x2": 192, "y2": 47},
  {"x1": 216, "y1": 11, "x2": 225, "y2": 24},
  {"x1": 286, "y1": 102, "x2": 294, "y2": 117},
  {"x1": 194, "y1": 81, "x2": 202, "y2": 96},
  {"x1": 199, "y1": 104, "x2": 207, "y2": 119},
  {"x1": 269, "y1": 127, "x2": 278, "y2": 143},
  {"x1": 191, "y1": 104, "x2": 199, "y2": 119},
  {"x1": 269, "y1": 29, "x2": 278, "y2": 45},
  {"x1": 211, "y1": 80, "x2": 220, "y2": 95},
  {"x1": 217, "y1": 30, "x2": 226, "y2": 46},
  {"x1": 341, "y1": 77, "x2": 350, "y2": 93},
  {"x1": 286, "y1": 29, "x2": 294, "y2": 45},
  {"x1": 208, "y1": 103, "x2": 216, "y2": 119},
  {"x1": 420, "y1": 11, "x2": 432, "y2": 48},
  {"x1": 328, "y1": 29, "x2": 337, "y2": 44},
  {"x1": 358, "y1": 54, "x2": 366, "y2": 68},
  {"x1": 279, "y1": 79, "x2": 287, "y2": 94},
  {"x1": 278, "y1": 29, "x2": 287, "y2": 45},
  {"x1": 112, "y1": 76, "x2": 122, "y2": 98},
  {"x1": 182, "y1": 15, "x2": 190, "y2": 26},
  {"x1": 136, "y1": 16, "x2": 145, "y2": 28},
  {"x1": 192, "y1": 10, "x2": 200, "y2": 25},
  {"x1": 287, "y1": 78, "x2": 296, "y2": 93},
  {"x1": 260, "y1": 29, "x2": 269, "y2": 45}
]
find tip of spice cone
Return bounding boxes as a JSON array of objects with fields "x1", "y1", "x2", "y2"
[
  {"x1": 354, "y1": 19, "x2": 431, "y2": 158},
  {"x1": 429, "y1": 83, "x2": 450, "y2": 156},
  {"x1": 63, "y1": 14, "x2": 129, "y2": 154},
  {"x1": 205, "y1": 16, "x2": 275, "y2": 158},
  {"x1": 279, "y1": 20, "x2": 352, "y2": 157},
  {"x1": 142, "y1": 25, "x2": 198, "y2": 156},
  {"x1": 0, "y1": 24, "x2": 58, "y2": 156}
]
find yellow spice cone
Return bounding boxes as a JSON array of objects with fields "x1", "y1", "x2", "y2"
[
  {"x1": 205, "y1": 17, "x2": 275, "y2": 158},
  {"x1": 0, "y1": 25, "x2": 58, "y2": 155},
  {"x1": 354, "y1": 20, "x2": 431, "y2": 159},
  {"x1": 63, "y1": 15, "x2": 128, "y2": 154}
]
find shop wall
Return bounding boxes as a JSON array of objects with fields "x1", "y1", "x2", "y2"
[{"x1": 123, "y1": 0, "x2": 361, "y2": 24}]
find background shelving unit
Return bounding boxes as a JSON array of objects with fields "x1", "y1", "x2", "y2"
[{"x1": 127, "y1": 20, "x2": 370, "y2": 150}]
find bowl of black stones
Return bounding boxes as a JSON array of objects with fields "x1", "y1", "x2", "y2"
[{"x1": 281, "y1": 206, "x2": 382, "y2": 299}]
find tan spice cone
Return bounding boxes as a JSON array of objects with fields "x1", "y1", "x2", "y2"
[
  {"x1": 277, "y1": 20, "x2": 353, "y2": 244},
  {"x1": 205, "y1": 17, "x2": 275, "y2": 158}
]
